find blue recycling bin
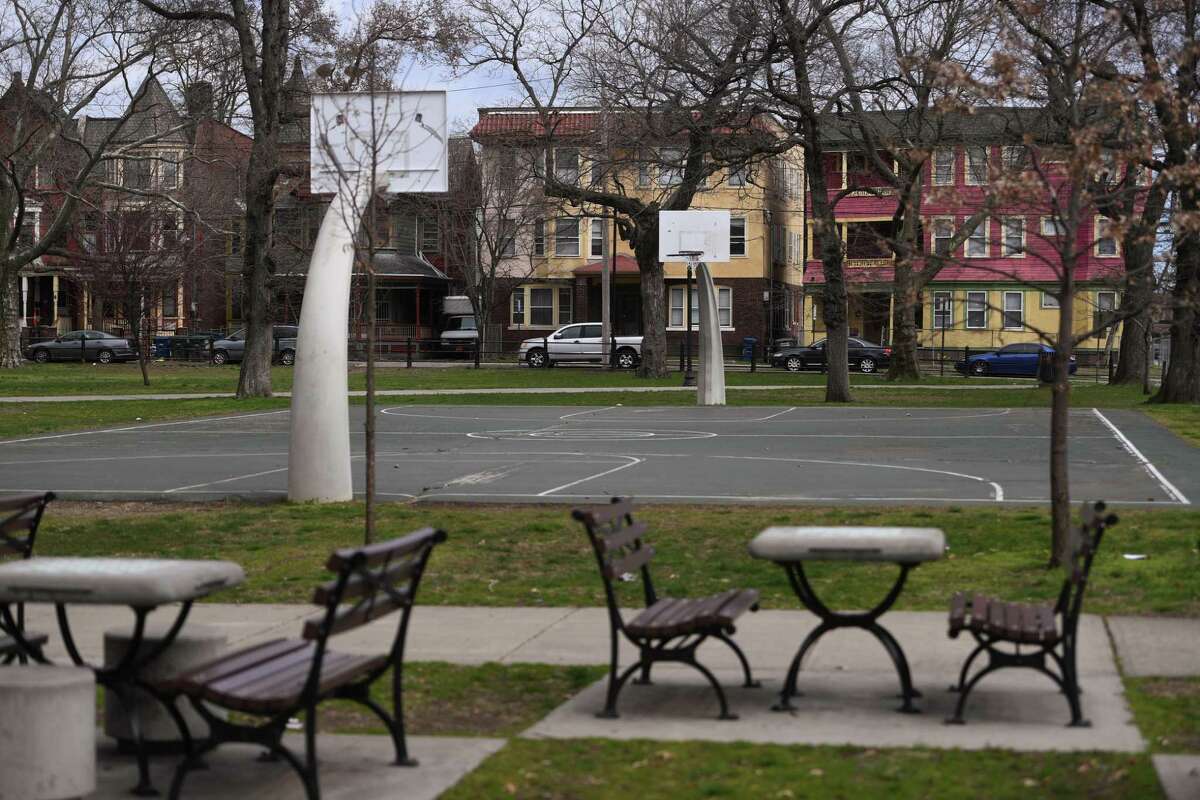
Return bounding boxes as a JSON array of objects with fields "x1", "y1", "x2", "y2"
[
  {"x1": 152, "y1": 336, "x2": 173, "y2": 358},
  {"x1": 741, "y1": 336, "x2": 758, "y2": 361}
]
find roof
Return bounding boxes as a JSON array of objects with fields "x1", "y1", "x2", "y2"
[
  {"x1": 366, "y1": 253, "x2": 449, "y2": 280},
  {"x1": 470, "y1": 108, "x2": 779, "y2": 141},
  {"x1": 574, "y1": 255, "x2": 640, "y2": 275},
  {"x1": 817, "y1": 107, "x2": 1062, "y2": 148},
  {"x1": 803, "y1": 259, "x2": 1124, "y2": 285},
  {"x1": 81, "y1": 77, "x2": 188, "y2": 147}
]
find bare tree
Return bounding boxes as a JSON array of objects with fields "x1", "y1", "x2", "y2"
[
  {"x1": 466, "y1": 0, "x2": 783, "y2": 378},
  {"x1": 0, "y1": 0, "x2": 172, "y2": 367}
]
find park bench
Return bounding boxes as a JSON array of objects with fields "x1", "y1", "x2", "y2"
[
  {"x1": 157, "y1": 527, "x2": 447, "y2": 800},
  {"x1": 572, "y1": 498, "x2": 760, "y2": 720},
  {"x1": 0, "y1": 492, "x2": 54, "y2": 664},
  {"x1": 946, "y1": 500, "x2": 1118, "y2": 726}
]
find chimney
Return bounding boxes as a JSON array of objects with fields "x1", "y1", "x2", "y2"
[{"x1": 184, "y1": 82, "x2": 214, "y2": 121}]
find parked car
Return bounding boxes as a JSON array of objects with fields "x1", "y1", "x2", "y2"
[
  {"x1": 519, "y1": 324, "x2": 643, "y2": 369},
  {"x1": 955, "y1": 342, "x2": 1077, "y2": 377},
  {"x1": 25, "y1": 330, "x2": 137, "y2": 364},
  {"x1": 439, "y1": 314, "x2": 478, "y2": 355},
  {"x1": 211, "y1": 325, "x2": 299, "y2": 366},
  {"x1": 771, "y1": 337, "x2": 892, "y2": 373}
]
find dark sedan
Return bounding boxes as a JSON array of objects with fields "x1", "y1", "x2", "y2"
[
  {"x1": 772, "y1": 337, "x2": 893, "y2": 374},
  {"x1": 955, "y1": 342, "x2": 1077, "y2": 377},
  {"x1": 25, "y1": 330, "x2": 137, "y2": 364}
]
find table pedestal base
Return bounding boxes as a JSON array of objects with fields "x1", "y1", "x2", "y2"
[{"x1": 771, "y1": 563, "x2": 921, "y2": 714}]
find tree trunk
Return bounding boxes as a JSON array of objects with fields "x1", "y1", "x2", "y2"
[
  {"x1": 635, "y1": 240, "x2": 668, "y2": 378},
  {"x1": 1153, "y1": 207, "x2": 1200, "y2": 403},
  {"x1": 1113, "y1": 183, "x2": 1166, "y2": 385},
  {"x1": 236, "y1": 165, "x2": 276, "y2": 398},
  {"x1": 1048, "y1": 279, "x2": 1075, "y2": 568},
  {"x1": 887, "y1": 265, "x2": 921, "y2": 381},
  {"x1": 1113, "y1": 311, "x2": 1149, "y2": 385},
  {"x1": 0, "y1": 270, "x2": 22, "y2": 368}
]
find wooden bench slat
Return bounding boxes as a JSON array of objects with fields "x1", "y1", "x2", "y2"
[
  {"x1": 600, "y1": 522, "x2": 649, "y2": 554},
  {"x1": 312, "y1": 558, "x2": 419, "y2": 605},
  {"x1": 605, "y1": 546, "x2": 654, "y2": 580},
  {"x1": 0, "y1": 494, "x2": 52, "y2": 513},
  {"x1": 326, "y1": 528, "x2": 444, "y2": 571},
  {"x1": 576, "y1": 499, "x2": 634, "y2": 527},
  {"x1": 708, "y1": 589, "x2": 759, "y2": 627},
  {"x1": 0, "y1": 511, "x2": 37, "y2": 537},
  {"x1": 1036, "y1": 605, "x2": 1058, "y2": 643},
  {"x1": 969, "y1": 594, "x2": 990, "y2": 632},
  {"x1": 203, "y1": 650, "x2": 387, "y2": 714},
  {"x1": 949, "y1": 592, "x2": 968, "y2": 635},
  {"x1": 206, "y1": 644, "x2": 319, "y2": 697},
  {"x1": 167, "y1": 639, "x2": 308, "y2": 691},
  {"x1": 303, "y1": 590, "x2": 411, "y2": 640}
]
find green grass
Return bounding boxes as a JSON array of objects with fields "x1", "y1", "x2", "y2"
[
  {"x1": 0, "y1": 397, "x2": 290, "y2": 439},
  {"x1": 1146, "y1": 405, "x2": 1200, "y2": 448},
  {"x1": 315, "y1": 662, "x2": 605, "y2": 738},
  {"x1": 37, "y1": 502, "x2": 1200, "y2": 615},
  {"x1": 1, "y1": 361, "x2": 1024, "y2": 397},
  {"x1": 1123, "y1": 677, "x2": 1200, "y2": 753},
  {"x1": 443, "y1": 739, "x2": 1160, "y2": 799}
]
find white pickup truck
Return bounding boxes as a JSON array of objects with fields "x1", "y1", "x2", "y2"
[{"x1": 519, "y1": 323, "x2": 642, "y2": 369}]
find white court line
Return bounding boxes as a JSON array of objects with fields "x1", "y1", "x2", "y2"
[
  {"x1": 751, "y1": 406, "x2": 797, "y2": 422},
  {"x1": 710, "y1": 454, "x2": 1005, "y2": 501},
  {"x1": 164, "y1": 467, "x2": 290, "y2": 494},
  {"x1": 536, "y1": 455, "x2": 644, "y2": 496},
  {"x1": 1091, "y1": 408, "x2": 1190, "y2": 504},
  {"x1": 0, "y1": 409, "x2": 290, "y2": 445},
  {"x1": 559, "y1": 406, "x2": 619, "y2": 420}
]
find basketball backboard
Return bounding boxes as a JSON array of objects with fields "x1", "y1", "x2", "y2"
[
  {"x1": 658, "y1": 210, "x2": 731, "y2": 263},
  {"x1": 310, "y1": 91, "x2": 448, "y2": 195}
]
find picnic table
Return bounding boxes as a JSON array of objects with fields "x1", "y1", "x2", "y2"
[
  {"x1": 0, "y1": 557, "x2": 244, "y2": 796},
  {"x1": 749, "y1": 526, "x2": 944, "y2": 714}
]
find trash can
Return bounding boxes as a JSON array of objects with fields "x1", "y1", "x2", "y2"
[
  {"x1": 152, "y1": 336, "x2": 173, "y2": 359},
  {"x1": 1037, "y1": 350, "x2": 1055, "y2": 383},
  {"x1": 741, "y1": 336, "x2": 758, "y2": 361}
]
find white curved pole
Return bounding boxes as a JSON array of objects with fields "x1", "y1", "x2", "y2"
[
  {"x1": 288, "y1": 170, "x2": 375, "y2": 502},
  {"x1": 696, "y1": 261, "x2": 726, "y2": 406}
]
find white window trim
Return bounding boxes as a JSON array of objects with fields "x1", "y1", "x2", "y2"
[
  {"x1": 553, "y1": 217, "x2": 580, "y2": 258},
  {"x1": 1001, "y1": 216, "x2": 1026, "y2": 258},
  {"x1": 667, "y1": 284, "x2": 735, "y2": 331},
  {"x1": 933, "y1": 291, "x2": 954, "y2": 329},
  {"x1": 931, "y1": 216, "x2": 955, "y2": 256},
  {"x1": 965, "y1": 219, "x2": 990, "y2": 259},
  {"x1": 589, "y1": 217, "x2": 605, "y2": 258},
  {"x1": 965, "y1": 146, "x2": 989, "y2": 186},
  {"x1": 1094, "y1": 216, "x2": 1120, "y2": 257},
  {"x1": 1040, "y1": 291, "x2": 1060, "y2": 309},
  {"x1": 1040, "y1": 216, "x2": 1066, "y2": 238},
  {"x1": 728, "y1": 164, "x2": 747, "y2": 187},
  {"x1": 509, "y1": 284, "x2": 572, "y2": 329},
  {"x1": 730, "y1": 215, "x2": 748, "y2": 258},
  {"x1": 532, "y1": 218, "x2": 545, "y2": 257},
  {"x1": 932, "y1": 148, "x2": 954, "y2": 186},
  {"x1": 657, "y1": 147, "x2": 684, "y2": 187},
  {"x1": 966, "y1": 291, "x2": 987, "y2": 329},
  {"x1": 1002, "y1": 291, "x2": 1025, "y2": 330},
  {"x1": 553, "y1": 146, "x2": 580, "y2": 186}
]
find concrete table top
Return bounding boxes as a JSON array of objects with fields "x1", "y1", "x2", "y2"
[
  {"x1": 0, "y1": 558, "x2": 244, "y2": 605},
  {"x1": 748, "y1": 526, "x2": 946, "y2": 564}
]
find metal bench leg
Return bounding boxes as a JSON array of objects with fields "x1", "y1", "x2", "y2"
[
  {"x1": 168, "y1": 739, "x2": 220, "y2": 800},
  {"x1": 1049, "y1": 648, "x2": 1090, "y2": 728},
  {"x1": 867, "y1": 622, "x2": 921, "y2": 713},
  {"x1": 949, "y1": 641, "x2": 987, "y2": 693},
  {"x1": 946, "y1": 661, "x2": 1001, "y2": 724},
  {"x1": 632, "y1": 649, "x2": 653, "y2": 685},
  {"x1": 680, "y1": 655, "x2": 737, "y2": 721},
  {"x1": 598, "y1": 661, "x2": 642, "y2": 719},
  {"x1": 712, "y1": 631, "x2": 761, "y2": 688},
  {"x1": 772, "y1": 620, "x2": 831, "y2": 711}
]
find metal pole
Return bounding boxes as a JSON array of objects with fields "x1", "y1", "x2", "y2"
[
  {"x1": 406, "y1": 336, "x2": 412, "y2": 368},
  {"x1": 940, "y1": 319, "x2": 945, "y2": 377},
  {"x1": 602, "y1": 217, "x2": 613, "y2": 369},
  {"x1": 682, "y1": 261, "x2": 696, "y2": 386}
]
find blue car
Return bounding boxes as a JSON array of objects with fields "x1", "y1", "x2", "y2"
[{"x1": 955, "y1": 342, "x2": 1077, "y2": 377}]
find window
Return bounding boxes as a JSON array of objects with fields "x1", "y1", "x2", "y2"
[
  {"x1": 966, "y1": 291, "x2": 987, "y2": 329},
  {"x1": 1041, "y1": 292, "x2": 1060, "y2": 309},
  {"x1": 1001, "y1": 217, "x2": 1025, "y2": 257},
  {"x1": 530, "y1": 287, "x2": 554, "y2": 326},
  {"x1": 590, "y1": 218, "x2": 605, "y2": 257},
  {"x1": 228, "y1": 219, "x2": 243, "y2": 255},
  {"x1": 1041, "y1": 217, "x2": 1066, "y2": 238},
  {"x1": 160, "y1": 214, "x2": 181, "y2": 249},
  {"x1": 420, "y1": 216, "x2": 439, "y2": 254},
  {"x1": 554, "y1": 147, "x2": 580, "y2": 185},
  {"x1": 590, "y1": 157, "x2": 604, "y2": 188},
  {"x1": 933, "y1": 148, "x2": 954, "y2": 186},
  {"x1": 965, "y1": 146, "x2": 988, "y2": 185},
  {"x1": 1002, "y1": 145, "x2": 1028, "y2": 171},
  {"x1": 932, "y1": 218, "x2": 954, "y2": 256},
  {"x1": 558, "y1": 287, "x2": 573, "y2": 324},
  {"x1": 511, "y1": 292, "x2": 525, "y2": 325},
  {"x1": 532, "y1": 218, "x2": 545, "y2": 256},
  {"x1": 1003, "y1": 291, "x2": 1024, "y2": 329},
  {"x1": 730, "y1": 216, "x2": 747, "y2": 257},
  {"x1": 657, "y1": 147, "x2": 684, "y2": 186},
  {"x1": 498, "y1": 218, "x2": 516, "y2": 257},
  {"x1": 555, "y1": 218, "x2": 579, "y2": 256},
  {"x1": 161, "y1": 155, "x2": 179, "y2": 189},
  {"x1": 669, "y1": 286, "x2": 733, "y2": 328},
  {"x1": 1096, "y1": 217, "x2": 1119, "y2": 256},
  {"x1": 728, "y1": 165, "x2": 747, "y2": 187},
  {"x1": 124, "y1": 157, "x2": 151, "y2": 190},
  {"x1": 965, "y1": 220, "x2": 988, "y2": 258},
  {"x1": 161, "y1": 286, "x2": 178, "y2": 317},
  {"x1": 1094, "y1": 291, "x2": 1117, "y2": 330},
  {"x1": 638, "y1": 155, "x2": 651, "y2": 187},
  {"x1": 933, "y1": 291, "x2": 953, "y2": 329}
]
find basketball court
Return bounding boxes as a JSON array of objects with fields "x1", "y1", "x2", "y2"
[{"x1": 1, "y1": 405, "x2": 1195, "y2": 506}]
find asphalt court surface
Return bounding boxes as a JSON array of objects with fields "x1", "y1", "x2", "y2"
[{"x1": 1, "y1": 405, "x2": 1197, "y2": 506}]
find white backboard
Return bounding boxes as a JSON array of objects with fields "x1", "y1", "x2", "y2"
[
  {"x1": 310, "y1": 91, "x2": 448, "y2": 195},
  {"x1": 658, "y1": 210, "x2": 731, "y2": 263}
]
